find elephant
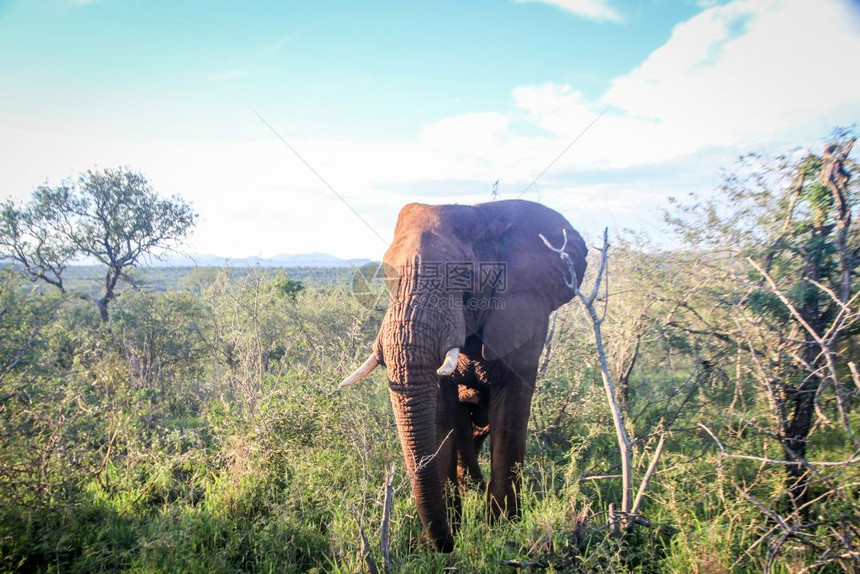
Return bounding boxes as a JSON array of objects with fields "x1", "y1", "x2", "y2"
[{"x1": 340, "y1": 199, "x2": 587, "y2": 552}]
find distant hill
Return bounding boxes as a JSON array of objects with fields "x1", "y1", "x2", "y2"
[{"x1": 150, "y1": 252, "x2": 373, "y2": 268}]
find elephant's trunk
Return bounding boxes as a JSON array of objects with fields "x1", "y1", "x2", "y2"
[
  {"x1": 379, "y1": 294, "x2": 463, "y2": 552},
  {"x1": 375, "y1": 253, "x2": 466, "y2": 551},
  {"x1": 389, "y1": 380, "x2": 454, "y2": 552}
]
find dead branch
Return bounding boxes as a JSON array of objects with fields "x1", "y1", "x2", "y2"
[
  {"x1": 607, "y1": 503, "x2": 619, "y2": 536},
  {"x1": 541, "y1": 228, "x2": 634, "y2": 523},
  {"x1": 820, "y1": 137, "x2": 856, "y2": 303},
  {"x1": 578, "y1": 473, "x2": 623, "y2": 482},
  {"x1": 537, "y1": 310, "x2": 559, "y2": 380},
  {"x1": 348, "y1": 503, "x2": 379, "y2": 574},
  {"x1": 345, "y1": 431, "x2": 452, "y2": 571},
  {"x1": 698, "y1": 423, "x2": 860, "y2": 467},
  {"x1": 381, "y1": 467, "x2": 395, "y2": 574},
  {"x1": 747, "y1": 258, "x2": 851, "y2": 435},
  {"x1": 849, "y1": 361, "x2": 860, "y2": 390},
  {"x1": 806, "y1": 279, "x2": 860, "y2": 342},
  {"x1": 407, "y1": 429, "x2": 453, "y2": 483},
  {"x1": 733, "y1": 316, "x2": 787, "y2": 429},
  {"x1": 631, "y1": 432, "x2": 667, "y2": 518}
]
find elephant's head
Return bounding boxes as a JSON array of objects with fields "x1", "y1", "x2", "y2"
[{"x1": 340, "y1": 199, "x2": 587, "y2": 551}]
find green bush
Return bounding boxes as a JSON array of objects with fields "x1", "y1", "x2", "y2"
[{"x1": 0, "y1": 256, "x2": 856, "y2": 572}]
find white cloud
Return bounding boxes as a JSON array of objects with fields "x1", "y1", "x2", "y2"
[
  {"x1": 603, "y1": 0, "x2": 860, "y2": 149},
  {"x1": 512, "y1": 83, "x2": 595, "y2": 135},
  {"x1": 507, "y1": 0, "x2": 860, "y2": 172},
  {"x1": 515, "y1": 0, "x2": 622, "y2": 23},
  {"x1": 421, "y1": 113, "x2": 508, "y2": 150},
  {"x1": 4, "y1": 0, "x2": 859, "y2": 258}
]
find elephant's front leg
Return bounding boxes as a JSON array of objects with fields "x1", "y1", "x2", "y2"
[
  {"x1": 487, "y1": 373, "x2": 535, "y2": 519},
  {"x1": 484, "y1": 327, "x2": 544, "y2": 520}
]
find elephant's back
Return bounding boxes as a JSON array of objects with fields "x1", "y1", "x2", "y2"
[
  {"x1": 474, "y1": 199, "x2": 581, "y2": 245},
  {"x1": 474, "y1": 199, "x2": 570, "y2": 227}
]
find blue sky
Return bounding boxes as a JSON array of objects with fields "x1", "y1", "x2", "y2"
[{"x1": 2, "y1": 0, "x2": 859, "y2": 259}]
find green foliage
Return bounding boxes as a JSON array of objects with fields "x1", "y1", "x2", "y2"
[
  {"x1": 0, "y1": 167, "x2": 197, "y2": 321},
  {"x1": 660, "y1": 131, "x2": 859, "y2": 571},
  {"x1": 0, "y1": 251, "x2": 855, "y2": 572},
  {"x1": 744, "y1": 289, "x2": 790, "y2": 321},
  {"x1": 1, "y1": 134, "x2": 858, "y2": 571},
  {"x1": 267, "y1": 272, "x2": 306, "y2": 302}
]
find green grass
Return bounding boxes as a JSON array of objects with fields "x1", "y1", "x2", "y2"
[{"x1": 0, "y1": 267, "x2": 856, "y2": 573}]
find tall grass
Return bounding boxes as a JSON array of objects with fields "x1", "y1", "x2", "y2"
[{"x1": 0, "y1": 266, "x2": 855, "y2": 572}]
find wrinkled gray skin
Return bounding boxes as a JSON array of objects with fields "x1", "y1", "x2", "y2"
[{"x1": 345, "y1": 199, "x2": 587, "y2": 552}]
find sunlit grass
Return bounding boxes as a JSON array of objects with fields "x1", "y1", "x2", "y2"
[{"x1": 0, "y1": 265, "x2": 856, "y2": 573}]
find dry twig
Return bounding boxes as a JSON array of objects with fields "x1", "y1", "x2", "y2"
[{"x1": 541, "y1": 228, "x2": 669, "y2": 531}]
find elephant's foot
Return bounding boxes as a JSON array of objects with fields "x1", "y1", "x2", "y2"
[
  {"x1": 421, "y1": 529, "x2": 455, "y2": 553},
  {"x1": 487, "y1": 481, "x2": 522, "y2": 523}
]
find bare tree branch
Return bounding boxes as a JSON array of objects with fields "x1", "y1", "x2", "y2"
[
  {"x1": 631, "y1": 432, "x2": 667, "y2": 518},
  {"x1": 747, "y1": 258, "x2": 851, "y2": 435},
  {"x1": 381, "y1": 467, "x2": 395, "y2": 574},
  {"x1": 541, "y1": 228, "x2": 634, "y2": 522},
  {"x1": 699, "y1": 423, "x2": 859, "y2": 467},
  {"x1": 348, "y1": 503, "x2": 379, "y2": 574}
]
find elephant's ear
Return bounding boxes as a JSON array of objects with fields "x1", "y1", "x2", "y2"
[{"x1": 481, "y1": 223, "x2": 587, "y2": 361}]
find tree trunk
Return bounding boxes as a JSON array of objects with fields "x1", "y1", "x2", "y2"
[
  {"x1": 821, "y1": 138, "x2": 855, "y2": 303},
  {"x1": 781, "y1": 221, "x2": 827, "y2": 509},
  {"x1": 98, "y1": 265, "x2": 121, "y2": 322},
  {"x1": 782, "y1": 380, "x2": 816, "y2": 508},
  {"x1": 97, "y1": 296, "x2": 110, "y2": 323}
]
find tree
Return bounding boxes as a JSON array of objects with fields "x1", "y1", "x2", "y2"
[
  {"x1": 0, "y1": 192, "x2": 74, "y2": 293},
  {"x1": 0, "y1": 168, "x2": 196, "y2": 321},
  {"x1": 268, "y1": 272, "x2": 305, "y2": 302},
  {"x1": 668, "y1": 130, "x2": 858, "y2": 506}
]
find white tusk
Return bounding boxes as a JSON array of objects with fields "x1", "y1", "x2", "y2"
[
  {"x1": 339, "y1": 354, "x2": 380, "y2": 389},
  {"x1": 436, "y1": 347, "x2": 460, "y2": 376}
]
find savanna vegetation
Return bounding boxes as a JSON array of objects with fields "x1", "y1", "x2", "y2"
[{"x1": 0, "y1": 135, "x2": 857, "y2": 572}]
